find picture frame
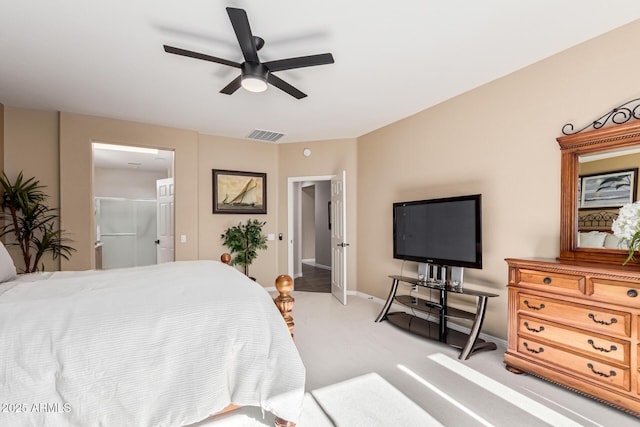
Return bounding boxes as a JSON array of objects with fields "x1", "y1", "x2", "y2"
[
  {"x1": 579, "y1": 168, "x2": 638, "y2": 209},
  {"x1": 212, "y1": 169, "x2": 267, "y2": 214}
]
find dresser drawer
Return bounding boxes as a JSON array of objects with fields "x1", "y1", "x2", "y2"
[
  {"x1": 517, "y1": 268, "x2": 586, "y2": 295},
  {"x1": 518, "y1": 294, "x2": 631, "y2": 337},
  {"x1": 517, "y1": 337, "x2": 630, "y2": 391},
  {"x1": 518, "y1": 315, "x2": 630, "y2": 365},
  {"x1": 591, "y1": 278, "x2": 640, "y2": 308}
]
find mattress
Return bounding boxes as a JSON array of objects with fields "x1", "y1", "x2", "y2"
[{"x1": 0, "y1": 260, "x2": 305, "y2": 426}]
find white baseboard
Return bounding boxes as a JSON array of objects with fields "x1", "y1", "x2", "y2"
[
  {"x1": 302, "y1": 259, "x2": 331, "y2": 270},
  {"x1": 355, "y1": 291, "x2": 507, "y2": 350}
]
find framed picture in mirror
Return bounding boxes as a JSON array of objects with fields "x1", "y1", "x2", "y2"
[{"x1": 579, "y1": 168, "x2": 638, "y2": 209}]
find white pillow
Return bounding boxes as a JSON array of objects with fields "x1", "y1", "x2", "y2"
[
  {"x1": 604, "y1": 233, "x2": 628, "y2": 249},
  {"x1": 0, "y1": 241, "x2": 17, "y2": 282},
  {"x1": 579, "y1": 231, "x2": 607, "y2": 248}
]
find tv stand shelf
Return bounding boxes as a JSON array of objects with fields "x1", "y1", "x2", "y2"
[
  {"x1": 376, "y1": 275, "x2": 498, "y2": 360},
  {"x1": 394, "y1": 295, "x2": 476, "y2": 321}
]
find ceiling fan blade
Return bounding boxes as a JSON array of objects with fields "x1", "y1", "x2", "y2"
[
  {"x1": 264, "y1": 53, "x2": 334, "y2": 72},
  {"x1": 220, "y1": 75, "x2": 243, "y2": 95},
  {"x1": 267, "y1": 74, "x2": 307, "y2": 99},
  {"x1": 226, "y1": 7, "x2": 259, "y2": 63},
  {"x1": 163, "y1": 45, "x2": 241, "y2": 68}
]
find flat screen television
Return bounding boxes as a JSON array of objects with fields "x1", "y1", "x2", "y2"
[{"x1": 393, "y1": 194, "x2": 482, "y2": 273}]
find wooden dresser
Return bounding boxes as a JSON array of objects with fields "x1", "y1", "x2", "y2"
[{"x1": 505, "y1": 258, "x2": 640, "y2": 415}]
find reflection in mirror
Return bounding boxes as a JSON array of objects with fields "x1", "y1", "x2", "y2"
[{"x1": 576, "y1": 147, "x2": 640, "y2": 248}]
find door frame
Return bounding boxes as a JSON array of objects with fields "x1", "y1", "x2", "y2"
[
  {"x1": 91, "y1": 143, "x2": 175, "y2": 269},
  {"x1": 287, "y1": 175, "x2": 333, "y2": 279}
]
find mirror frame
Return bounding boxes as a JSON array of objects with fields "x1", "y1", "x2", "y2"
[{"x1": 557, "y1": 120, "x2": 640, "y2": 268}]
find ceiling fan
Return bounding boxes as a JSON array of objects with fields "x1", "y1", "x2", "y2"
[{"x1": 163, "y1": 7, "x2": 335, "y2": 99}]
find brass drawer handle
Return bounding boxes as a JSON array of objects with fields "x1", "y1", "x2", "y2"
[
  {"x1": 523, "y1": 300, "x2": 545, "y2": 310},
  {"x1": 588, "y1": 313, "x2": 617, "y2": 326},
  {"x1": 523, "y1": 342, "x2": 544, "y2": 354},
  {"x1": 587, "y1": 339, "x2": 617, "y2": 353},
  {"x1": 543, "y1": 277, "x2": 552, "y2": 284},
  {"x1": 627, "y1": 289, "x2": 638, "y2": 298},
  {"x1": 523, "y1": 322, "x2": 545, "y2": 333},
  {"x1": 587, "y1": 363, "x2": 616, "y2": 378}
]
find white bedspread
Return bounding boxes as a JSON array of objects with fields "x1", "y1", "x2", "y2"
[{"x1": 0, "y1": 260, "x2": 305, "y2": 426}]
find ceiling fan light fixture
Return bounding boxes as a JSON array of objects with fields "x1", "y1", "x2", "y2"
[
  {"x1": 241, "y1": 76, "x2": 268, "y2": 92},
  {"x1": 241, "y1": 62, "x2": 269, "y2": 93}
]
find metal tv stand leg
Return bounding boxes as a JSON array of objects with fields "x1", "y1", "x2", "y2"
[
  {"x1": 458, "y1": 295, "x2": 497, "y2": 360},
  {"x1": 375, "y1": 277, "x2": 399, "y2": 322}
]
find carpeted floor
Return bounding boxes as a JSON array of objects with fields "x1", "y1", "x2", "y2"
[
  {"x1": 200, "y1": 292, "x2": 640, "y2": 426},
  {"x1": 300, "y1": 372, "x2": 443, "y2": 426}
]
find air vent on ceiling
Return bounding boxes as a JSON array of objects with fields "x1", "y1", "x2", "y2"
[{"x1": 247, "y1": 129, "x2": 285, "y2": 142}]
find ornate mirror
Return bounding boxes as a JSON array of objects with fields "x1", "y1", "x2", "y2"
[{"x1": 557, "y1": 100, "x2": 640, "y2": 268}]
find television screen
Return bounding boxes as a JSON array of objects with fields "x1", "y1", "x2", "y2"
[{"x1": 393, "y1": 194, "x2": 482, "y2": 269}]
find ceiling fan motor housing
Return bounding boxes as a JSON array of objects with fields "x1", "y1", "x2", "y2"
[{"x1": 241, "y1": 62, "x2": 269, "y2": 92}]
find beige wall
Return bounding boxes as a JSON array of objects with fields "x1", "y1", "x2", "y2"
[
  {"x1": 277, "y1": 139, "x2": 358, "y2": 290},
  {"x1": 3, "y1": 108, "x2": 60, "y2": 271},
  {"x1": 357, "y1": 19, "x2": 640, "y2": 339},
  {"x1": 59, "y1": 113, "x2": 199, "y2": 270},
  {"x1": 0, "y1": 103, "x2": 4, "y2": 183},
  {"x1": 197, "y1": 134, "x2": 279, "y2": 286},
  {"x1": 3, "y1": 108, "x2": 59, "y2": 203}
]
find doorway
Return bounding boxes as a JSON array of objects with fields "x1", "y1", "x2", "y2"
[
  {"x1": 92, "y1": 142, "x2": 175, "y2": 269},
  {"x1": 288, "y1": 176, "x2": 332, "y2": 293},
  {"x1": 295, "y1": 181, "x2": 332, "y2": 292}
]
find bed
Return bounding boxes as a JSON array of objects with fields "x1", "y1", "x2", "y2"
[
  {"x1": 577, "y1": 210, "x2": 627, "y2": 249},
  {"x1": 0, "y1": 244, "x2": 305, "y2": 426}
]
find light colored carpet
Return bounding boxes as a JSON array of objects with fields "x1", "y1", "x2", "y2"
[
  {"x1": 199, "y1": 372, "x2": 441, "y2": 427},
  {"x1": 300, "y1": 372, "x2": 442, "y2": 426},
  {"x1": 196, "y1": 292, "x2": 639, "y2": 426}
]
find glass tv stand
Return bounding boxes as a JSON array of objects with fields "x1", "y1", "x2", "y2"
[{"x1": 375, "y1": 275, "x2": 498, "y2": 360}]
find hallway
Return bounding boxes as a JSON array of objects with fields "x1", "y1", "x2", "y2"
[{"x1": 293, "y1": 263, "x2": 330, "y2": 293}]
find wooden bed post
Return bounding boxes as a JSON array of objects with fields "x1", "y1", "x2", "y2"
[
  {"x1": 274, "y1": 274, "x2": 295, "y2": 339},
  {"x1": 222, "y1": 253, "x2": 295, "y2": 338},
  {"x1": 273, "y1": 276, "x2": 296, "y2": 427},
  {"x1": 275, "y1": 416, "x2": 296, "y2": 427}
]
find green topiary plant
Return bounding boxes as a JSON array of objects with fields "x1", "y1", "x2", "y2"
[
  {"x1": 221, "y1": 219, "x2": 268, "y2": 278},
  {"x1": 0, "y1": 171, "x2": 75, "y2": 273}
]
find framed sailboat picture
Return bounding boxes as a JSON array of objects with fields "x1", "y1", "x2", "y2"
[{"x1": 213, "y1": 169, "x2": 267, "y2": 214}]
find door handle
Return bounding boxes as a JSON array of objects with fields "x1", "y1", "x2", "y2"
[
  {"x1": 154, "y1": 239, "x2": 160, "y2": 245},
  {"x1": 337, "y1": 242, "x2": 350, "y2": 247}
]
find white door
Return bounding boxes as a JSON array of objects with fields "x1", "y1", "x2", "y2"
[
  {"x1": 156, "y1": 178, "x2": 174, "y2": 263},
  {"x1": 331, "y1": 170, "x2": 348, "y2": 304}
]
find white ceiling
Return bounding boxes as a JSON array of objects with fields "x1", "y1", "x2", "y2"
[
  {"x1": 2, "y1": 1, "x2": 640, "y2": 143},
  {"x1": 92, "y1": 144, "x2": 174, "y2": 172}
]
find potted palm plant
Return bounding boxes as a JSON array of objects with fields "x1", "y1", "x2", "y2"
[
  {"x1": 0, "y1": 171, "x2": 75, "y2": 273},
  {"x1": 221, "y1": 219, "x2": 268, "y2": 279}
]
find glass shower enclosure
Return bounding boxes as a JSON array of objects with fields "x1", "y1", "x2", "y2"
[{"x1": 95, "y1": 197, "x2": 157, "y2": 269}]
